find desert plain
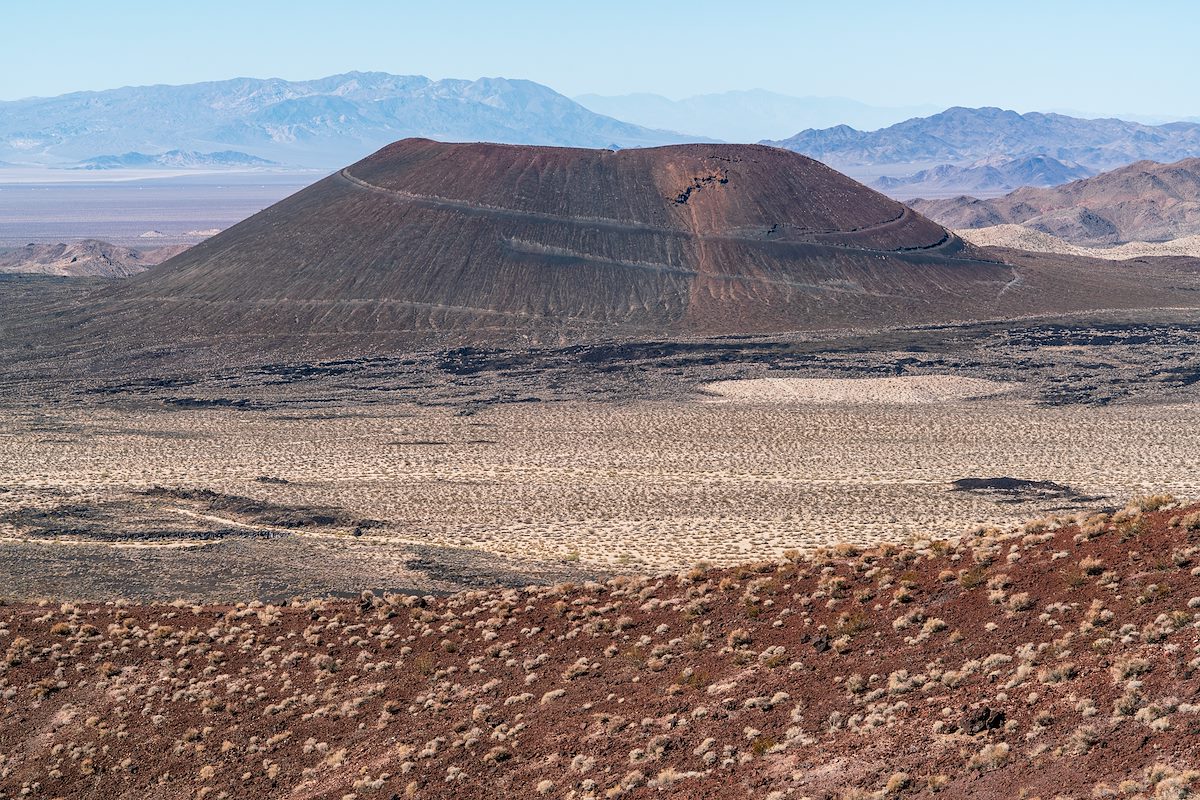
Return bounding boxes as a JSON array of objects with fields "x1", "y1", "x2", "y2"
[{"x1": 4, "y1": 340, "x2": 1198, "y2": 602}]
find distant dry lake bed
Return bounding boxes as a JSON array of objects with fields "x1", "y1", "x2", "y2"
[{"x1": 0, "y1": 170, "x2": 318, "y2": 246}]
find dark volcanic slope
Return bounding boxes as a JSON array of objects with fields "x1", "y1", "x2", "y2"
[
  {"x1": 9, "y1": 139, "x2": 1200, "y2": 365},
  {"x1": 81, "y1": 139, "x2": 976, "y2": 349}
]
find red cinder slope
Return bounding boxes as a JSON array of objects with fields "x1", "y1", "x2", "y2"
[{"x1": 3, "y1": 498, "x2": 1200, "y2": 797}]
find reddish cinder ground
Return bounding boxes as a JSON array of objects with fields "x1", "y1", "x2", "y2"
[{"x1": 2, "y1": 500, "x2": 1199, "y2": 799}]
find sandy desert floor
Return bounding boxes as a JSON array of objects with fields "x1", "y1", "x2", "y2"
[
  {"x1": 959, "y1": 224, "x2": 1200, "y2": 259},
  {"x1": 2, "y1": 375, "x2": 1198, "y2": 600}
]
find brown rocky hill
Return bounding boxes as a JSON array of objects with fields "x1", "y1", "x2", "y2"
[
  {"x1": 0, "y1": 239, "x2": 186, "y2": 278},
  {"x1": 911, "y1": 158, "x2": 1200, "y2": 245},
  {"x1": 3, "y1": 497, "x2": 1199, "y2": 798}
]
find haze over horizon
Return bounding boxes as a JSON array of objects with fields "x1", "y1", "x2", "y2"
[{"x1": 3, "y1": 0, "x2": 1197, "y2": 120}]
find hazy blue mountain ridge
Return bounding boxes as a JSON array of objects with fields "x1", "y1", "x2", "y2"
[
  {"x1": 76, "y1": 150, "x2": 277, "y2": 169},
  {"x1": 0, "y1": 72, "x2": 703, "y2": 168},
  {"x1": 872, "y1": 155, "x2": 1095, "y2": 198},
  {"x1": 767, "y1": 107, "x2": 1200, "y2": 172}
]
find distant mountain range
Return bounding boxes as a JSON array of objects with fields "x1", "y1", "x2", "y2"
[
  {"x1": 766, "y1": 107, "x2": 1200, "y2": 175},
  {"x1": 871, "y1": 155, "x2": 1095, "y2": 199},
  {"x1": 573, "y1": 90, "x2": 937, "y2": 142},
  {"x1": 76, "y1": 150, "x2": 276, "y2": 170},
  {"x1": 909, "y1": 158, "x2": 1200, "y2": 245},
  {"x1": 0, "y1": 72, "x2": 701, "y2": 168},
  {"x1": 6, "y1": 74, "x2": 1199, "y2": 194}
]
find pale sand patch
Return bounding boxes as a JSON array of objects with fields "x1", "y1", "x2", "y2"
[
  {"x1": 703, "y1": 375, "x2": 1014, "y2": 405},
  {"x1": 958, "y1": 224, "x2": 1200, "y2": 260}
]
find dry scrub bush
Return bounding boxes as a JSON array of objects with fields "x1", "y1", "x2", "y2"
[
  {"x1": 1133, "y1": 494, "x2": 1177, "y2": 513},
  {"x1": 968, "y1": 742, "x2": 1009, "y2": 771}
]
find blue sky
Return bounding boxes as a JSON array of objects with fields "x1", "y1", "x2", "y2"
[{"x1": 2, "y1": 0, "x2": 1196, "y2": 116}]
